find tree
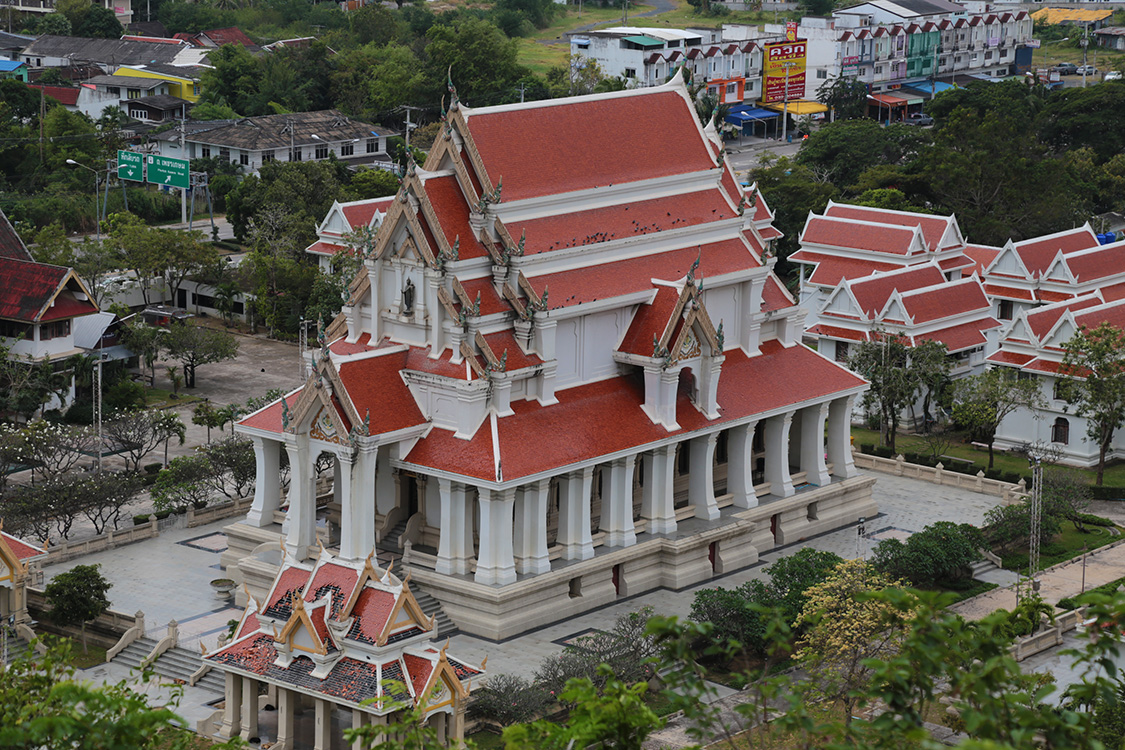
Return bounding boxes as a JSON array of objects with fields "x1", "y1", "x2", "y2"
[
  {"x1": 18, "y1": 420, "x2": 95, "y2": 482},
  {"x1": 953, "y1": 367, "x2": 1044, "y2": 468},
  {"x1": 423, "y1": 18, "x2": 528, "y2": 107},
  {"x1": 202, "y1": 436, "x2": 256, "y2": 499},
  {"x1": 1060, "y1": 322, "x2": 1125, "y2": 485},
  {"x1": 816, "y1": 75, "x2": 871, "y2": 121},
  {"x1": 796, "y1": 119, "x2": 928, "y2": 190},
  {"x1": 152, "y1": 454, "x2": 218, "y2": 511},
  {"x1": 102, "y1": 408, "x2": 185, "y2": 472},
  {"x1": 848, "y1": 333, "x2": 918, "y2": 453},
  {"x1": 871, "y1": 521, "x2": 985, "y2": 589},
  {"x1": 750, "y1": 154, "x2": 837, "y2": 270},
  {"x1": 796, "y1": 559, "x2": 914, "y2": 726},
  {"x1": 31, "y1": 12, "x2": 72, "y2": 35},
  {"x1": 162, "y1": 323, "x2": 239, "y2": 388},
  {"x1": 120, "y1": 322, "x2": 163, "y2": 388},
  {"x1": 349, "y1": 168, "x2": 400, "y2": 200},
  {"x1": 188, "y1": 101, "x2": 240, "y2": 121},
  {"x1": 199, "y1": 44, "x2": 263, "y2": 116},
  {"x1": 45, "y1": 564, "x2": 112, "y2": 654},
  {"x1": 910, "y1": 339, "x2": 952, "y2": 432},
  {"x1": 75, "y1": 5, "x2": 124, "y2": 38},
  {"x1": 79, "y1": 471, "x2": 144, "y2": 535}
]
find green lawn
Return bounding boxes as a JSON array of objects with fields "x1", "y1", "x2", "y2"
[
  {"x1": 1000, "y1": 520, "x2": 1122, "y2": 575},
  {"x1": 851, "y1": 426, "x2": 1125, "y2": 489}
]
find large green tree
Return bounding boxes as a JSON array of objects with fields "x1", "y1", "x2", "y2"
[
  {"x1": 848, "y1": 333, "x2": 918, "y2": 453},
  {"x1": 45, "y1": 564, "x2": 112, "y2": 653},
  {"x1": 797, "y1": 119, "x2": 928, "y2": 191},
  {"x1": 1060, "y1": 321, "x2": 1125, "y2": 485},
  {"x1": 953, "y1": 367, "x2": 1044, "y2": 468},
  {"x1": 162, "y1": 323, "x2": 239, "y2": 389}
]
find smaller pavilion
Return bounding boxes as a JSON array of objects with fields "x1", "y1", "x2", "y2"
[{"x1": 206, "y1": 548, "x2": 482, "y2": 749}]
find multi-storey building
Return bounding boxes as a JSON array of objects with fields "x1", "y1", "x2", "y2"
[{"x1": 225, "y1": 74, "x2": 876, "y2": 641}]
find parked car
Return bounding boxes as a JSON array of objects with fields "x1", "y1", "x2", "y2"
[
  {"x1": 1077, "y1": 64, "x2": 1098, "y2": 75},
  {"x1": 904, "y1": 112, "x2": 934, "y2": 126},
  {"x1": 1105, "y1": 71, "x2": 1123, "y2": 81},
  {"x1": 1054, "y1": 63, "x2": 1078, "y2": 75}
]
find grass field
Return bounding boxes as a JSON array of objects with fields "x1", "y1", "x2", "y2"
[{"x1": 850, "y1": 426, "x2": 1125, "y2": 489}]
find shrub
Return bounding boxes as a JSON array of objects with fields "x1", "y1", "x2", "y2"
[
  {"x1": 64, "y1": 400, "x2": 94, "y2": 425},
  {"x1": 534, "y1": 608, "x2": 659, "y2": 698},
  {"x1": 1076, "y1": 512, "x2": 1115, "y2": 527},
  {"x1": 133, "y1": 514, "x2": 150, "y2": 525},
  {"x1": 872, "y1": 521, "x2": 985, "y2": 589},
  {"x1": 1002, "y1": 472, "x2": 1021, "y2": 484},
  {"x1": 469, "y1": 674, "x2": 551, "y2": 727},
  {"x1": 143, "y1": 463, "x2": 162, "y2": 475},
  {"x1": 903, "y1": 452, "x2": 919, "y2": 464},
  {"x1": 103, "y1": 380, "x2": 145, "y2": 412},
  {"x1": 874, "y1": 446, "x2": 894, "y2": 458},
  {"x1": 1058, "y1": 577, "x2": 1125, "y2": 611},
  {"x1": 154, "y1": 510, "x2": 171, "y2": 520},
  {"x1": 1089, "y1": 485, "x2": 1125, "y2": 501},
  {"x1": 859, "y1": 443, "x2": 875, "y2": 454},
  {"x1": 985, "y1": 468, "x2": 1003, "y2": 480}
]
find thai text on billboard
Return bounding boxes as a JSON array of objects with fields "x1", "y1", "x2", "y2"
[{"x1": 763, "y1": 39, "x2": 807, "y2": 104}]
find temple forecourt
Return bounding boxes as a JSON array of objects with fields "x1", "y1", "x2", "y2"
[{"x1": 223, "y1": 72, "x2": 877, "y2": 641}]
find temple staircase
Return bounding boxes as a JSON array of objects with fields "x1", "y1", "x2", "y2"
[
  {"x1": 382, "y1": 520, "x2": 409, "y2": 553},
  {"x1": 113, "y1": 637, "x2": 225, "y2": 694},
  {"x1": 412, "y1": 588, "x2": 457, "y2": 638}
]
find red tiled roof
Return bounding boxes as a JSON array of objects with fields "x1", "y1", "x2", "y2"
[
  {"x1": 618, "y1": 286, "x2": 680, "y2": 357},
  {"x1": 0, "y1": 208, "x2": 31, "y2": 261},
  {"x1": 511, "y1": 189, "x2": 735, "y2": 256},
  {"x1": 239, "y1": 393, "x2": 292, "y2": 433},
  {"x1": 1073, "y1": 302, "x2": 1125, "y2": 333},
  {"x1": 937, "y1": 255, "x2": 974, "y2": 271},
  {"x1": 899, "y1": 279, "x2": 990, "y2": 324},
  {"x1": 304, "y1": 562, "x2": 360, "y2": 619},
  {"x1": 807, "y1": 324, "x2": 868, "y2": 342},
  {"x1": 1036, "y1": 290, "x2": 1074, "y2": 303},
  {"x1": 1014, "y1": 227, "x2": 1099, "y2": 277},
  {"x1": 404, "y1": 341, "x2": 864, "y2": 482},
  {"x1": 263, "y1": 565, "x2": 310, "y2": 619},
  {"x1": 346, "y1": 587, "x2": 396, "y2": 644},
  {"x1": 848, "y1": 266, "x2": 946, "y2": 318},
  {"x1": 1060, "y1": 244, "x2": 1125, "y2": 283},
  {"x1": 1026, "y1": 296, "x2": 1103, "y2": 340},
  {"x1": 236, "y1": 610, "x2": 260, "y2": 640},
  {"x1": 423, "y1": 176, "x2": 488, "y2": 261},
  {"x1": 527, "y1": 239, "x2": 757, "y2": 310},
  {"x1": 404, "y1": 345, "x2": 481, "y2": 381},
  {"x1": 1101, "y1": 281, "x2": 1125, "y2": 302},
  {"x1": 38, "y1": 291, "x2": 98, "y2": 322},
  {"x1": 986, "y1": 350, "x2": 1035, "y2": 367},
  {"x1": 306, "y1": 240, "x2": 347, "y2": 256},
  {"x1": 458, "y1": 277, "x2": 510, "y2": 317},
  {"x1": 964, "y1": 244, "x2": 1001, "y2": 275},
  {"x1": 329, "y1": 333, "x2": 374, "y2": 356},
  {"x1": 464, "y1": 90, "x2": 714, "y2": 202},
  {"x1": 481, "y1": 330, "x2": 542, "y2": 370},
  {"x1": 403, "y1": 653, "x2": 434, "y2": 698},
  {"x1": 789, "y1": 251, "x2": 904, "y2": 287},
  {"x1": 1026, "y1": 358, "x2": 1064, "y2": 375},
  {"x1": 914, "y1": 318, "x2": 1000, "y2": 353},
  {"x1": 982, "y1": 283, "x2": 1034, "y2": 301},
  {"x1": 1, "y1": 531, "x2": 44, "y2": 561},
  {"x1": 761, "y1": 276, "x2": 793, "y2": 312},
  {"x1": 337, "y1": 352, "x2": 427, "y2": 435},
  {"x1": 28, "y1": 85, "x2": 79, "y2": 106},
  {"x1": 340, "y1": 197, "x2": 393, "y2": 229},
  {"x1": 824, "y1": 204, "x2": 958, "y2": 252},
  {"x1": 0, "y1": 258, "x2": 70, "y2": 322},
  {"x1": 802, "y1": 216, "x2": 921, "y2": 255},
  {"x1": 201, "y1": 27, "x2": 256, "y2": 47}
]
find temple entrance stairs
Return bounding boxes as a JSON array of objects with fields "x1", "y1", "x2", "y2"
[{"x1": 412, "y1": 588, "x2": 457, "y2": 638}]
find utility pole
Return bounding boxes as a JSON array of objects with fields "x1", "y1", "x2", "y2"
[
  {"x1": 1082, "y1": 22, "x2": 1089, "y2": 88},
  {"x1": 95, "y1": 353, "x2": 103, "y2": 473},
  {"x1": 781, "y1": 63, "x2": 792, "y2": 142},
  {"x1": 401, "y1": 106, "x2": 422, "y2": 149},
  {"x1": 180, "y1": 109, "x2": 187, "y2": 224},
  {"x1": 1027, "y1": 452, "x2": 1043, "y2": 599}
]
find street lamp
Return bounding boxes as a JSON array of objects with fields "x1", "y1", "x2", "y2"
[{"x1": 66, "y1": 159, "x2": 101, "y2": 241}]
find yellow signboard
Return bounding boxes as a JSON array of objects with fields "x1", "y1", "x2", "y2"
[{"x1": 763, "y1": 39, "x2": 807, "y2": 104}]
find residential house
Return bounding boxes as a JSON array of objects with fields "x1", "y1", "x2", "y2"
[
  {"x1": 1029, "y1": 7, "x2": 1113, "y2": 30},
  {"x1": 19, "y1": 35, "x2": 202, "y2": 73},
  {"x1": 0, "y1": 60, "x2": 28, "y2": 81},
  {"x1": 305, "y1": 195, "x2": 396, "y2": 272},
  {"x1": 205, "y1": 550, "x2": 482, "y2": 747},
  {"x1": 182, "y1": 110, "x2": 395, "y2": 174},
  {"x1": 0, "y1": 31, "x2": 34, "y2": 62},
  {"x1": 225, "y1": 73, "x2": 876, "y2": 642},
  {"x1": 174, "y1": 27, "x2": 258, "y2": 50},
  {"x1": 1094, "y1": 27, "x2": 1125, "y2": 52},
  {"x1": 114, "y1": 63, "x2": 204, "y2": 102},
  {"x1": 27, "y1": 84, "x2": 80, "y2": 112},
  {"x1": 124, "y1": 93, "x2": 191, "y2": 123},
  {"x1": 77, "y1": 74, "x2": 169, "y2": 119},
  {"x1": 2, "y1": 0, "x2": 130, "y2": 24}
]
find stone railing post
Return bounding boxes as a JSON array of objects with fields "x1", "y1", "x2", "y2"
[
  {"x1": 168, "y1": 619, "x2": 179, "y2": 648},
  {"x1": 934, "y1": 462, "x2": 944, "y2": 484},
  {"x1": 402, "y1": 540, "x2": 412, "y2": 564},
  {"x1": 975, "y1": 470, "x2": 985, "y2": 492},
  {"x1": 894, "y1": 454, "x2": 905, "y2": 476},
  {"x1": 135, "y1": 611, "x2": 146, "y2": 634}
]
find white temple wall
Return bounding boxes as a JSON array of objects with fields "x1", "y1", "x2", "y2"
[
  {"x1": 703, "y1": 285, "x2": 739, "y2": 349},
  {"x1": 554, "y1": 307, "x2": 631, "y2": 389}
]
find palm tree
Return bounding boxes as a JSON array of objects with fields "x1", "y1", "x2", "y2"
[{"x1": 213, "y1": 283, "x2": 240, "y2": 327}]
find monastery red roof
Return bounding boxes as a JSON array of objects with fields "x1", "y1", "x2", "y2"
[
  {"x1": 1037, "y1": 290, "x2": 1075, "y2": 303},
  {"x1": 986, "y1": 350, "x2": 1035, "y2": 367},
  {"x1": 307, "y1": 240, "x2": 347, "y2": 256},
  {"x1": 802, "y1": 216, "x2": 921, "y2": 255},
  {"x1": 1013, "y1": 226, "x2": 1099, "y2": 277},
  {"x1": 914, "y1": 318, "x2": 1000, "y2": 353},
  {"x1": 527, "y1": 239, "x2": 756, "y2": 310},
  {"x1": 847, "y1": 265, "x2": 946, "y2": 318},
  {"x1": 618, "y1": 286, "x2": 681, "y2": 357},
  {"x1": 789, "y1": 251, "x2": 904, "y2": 287},
  {"x1": 481, "y1": 330, "x2": 542, "y2": 371},
  {"x1": 1, "y1": 531, "x2": 45, "y2": 561},
  {"x1": 304, "y1": 561, "x2": 360, "y2": 618},
  {"x1": 28, "y1": 85, "x2": 79, "y2": 106},
  {"x1": 346, "y1": 587, "x2": 396, "y2": 644},
  {"x1": 423, "y1": 175, "x2": 488, "y2": 260},
  {"x1": 337, "y1": 352, "x2": 427, "y2": 435},
  {"x1": 1026, "y1": 295, "x2": 1102, "y2": 340},
  {"x1": 761, "y1": 276, "x2": 794, "y2": 312},
  {"x1": 463, "y1": 89, "x2": 714, "y2": 202},
  {"x1": 1025, "y1": 358, "x2": 1064, "y2": 375},
  {"x1": 1059, "y1": 244, "x2": 1125, "y2": 283},
  {"x1": 0, "y1": 258, "x2": 92, "y2": 323},
  {"x1": 512, "y1": 189, "x2": 735, "y2": 256},
  {"x1": 39, "y1": 292, "x2": 99, "y2": 322},
  {"x1": 458, "y1": 278, "x2": 509, "y2": 317},
  {"x1": 1101, "y1": 281, "x2": 1125, "y2": 302},
  {"x1": 263, "y1": 564, "x2": 312, "y2": 619},
  {"x1": 340, "y1": 197, "x2": 393, "y2": 229},
  {"x1": 824, "y1": 204, "x2": 958, "y2": 252},
  {"x1": 1073, "y1": 302, "x2": 1125, "y2": 333},
  {"x1": 404, "y1": 341, "x2": 864, "y2": 482},
  {"x1": 200, "y1": 27, "x2": 256, "y2": 47},
  {"x1": 982, "y1": 283, "x2": 1034, "y2": 302},
  {"x1": 899, "y1": 279, "x2": 990, "y2": 324},
  {"x1": 807, "y1": 324, "x2": 868, "y2": 342},
  {"x1": 963, "y1": 244, "x2": 1001, "y2": 275}
]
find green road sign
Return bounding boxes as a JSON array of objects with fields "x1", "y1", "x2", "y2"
[
  {"x1": 146, "y1": 155, "x2": 190, "y2": 190},
  {"x1": 117, "y1": 150, "x2": 143, "y2": 182}
]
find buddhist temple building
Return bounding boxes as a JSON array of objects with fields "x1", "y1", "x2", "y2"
[
  {"x1": 206, "y1": 549, "x2": 482, "y2": 748},
  {"x1": 226, "y1": 73, "x2": 876, "y2": 641}
]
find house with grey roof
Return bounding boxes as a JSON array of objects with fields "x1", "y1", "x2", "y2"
[{"x1": 19, "y1": 35, "x2": 196, "y2": 73}]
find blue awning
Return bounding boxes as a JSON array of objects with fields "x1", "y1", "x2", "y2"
[
  {"x1": 725, "y1": 107, "x2": 779, "y2": 124},
  {"x1": 902, "y1": 80, "x2": 954, "y2": 96}
]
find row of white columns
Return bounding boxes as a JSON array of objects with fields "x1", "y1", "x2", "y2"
[
  {"x1": 436, "y1": 395, "x2": 857, "y2": 586},
  {"x1": 243, "y1": 395, "x2": 858, "y2": 577}
]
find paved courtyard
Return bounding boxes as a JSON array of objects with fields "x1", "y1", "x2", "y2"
[{"x1": 44, "y1": 471, "x2": 1006, "y2": 729}]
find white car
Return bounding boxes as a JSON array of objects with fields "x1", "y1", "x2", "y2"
[
  {"x1": 1077, "y1": 65, "x2": 1097, "y2": 75},
  {"x1": 1105, "y1": 71, "x2": 1123, "y2": 82}
]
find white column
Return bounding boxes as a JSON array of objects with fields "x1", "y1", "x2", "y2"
[
  {"x1": 641, "y1": 445, "x2": 677, "y2": 534},
  {"x1": 314, "y1": 698, "x2": 332, "y2": 750},
  {"x1": 240, "y1": 677, "x2": 259, "y2": 742},
  {"x1": 218, "y1": 671, "x2": 243, "y2": 739},
  {"x1": 436, "y1": 480, "x2": 472, "y2": 575},
  {"x1": 284, "y1": 440, "x2": 316, "y2": 557},
  {"x1": 801, "y1": 403, "x2": 832, "y2": 486},
  {"x1": 558, "y1": 468, "x2": 594, "y2": 560},
  {"x1": 339, "y1": 451, "x2": 373, "y2": 561},
  {"x1": 601, "y1": 458, "x2": 637, "y2": 548},
  {"x1": 474, "y1": 488, "x2": 517, "y2": 586},
  {"x1": 351, "y1": 708, "x2": 367, "y2": 750},
  {"x1": 689, "y1": 433, "x2": 720, "y2": 521},
  {"x1": 246, "y1": 436, "x2": 281, "y2": 526},
  {"x1": 828, "y1": 395, "x2": 858, "y2": 479},
  {"x1": 332, "y1": 456, "x2": 343, "y2": 504},
  {"x1": 275, "y1": 687, "x2": 296, "y2": 750},
  {"x1": 515, "y1": 479, "x2": 551, "y2": 574},
  {"x1": 764, "y1": 411, "x2": 795, "y2": 498},
  {"x1": 727, "y1": 421, "x2": 758, "y2": 509}
]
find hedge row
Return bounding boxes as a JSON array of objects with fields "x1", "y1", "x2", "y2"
[{"x1": 1057, "y1": 576, "x2": 1125, "y2": 611}]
